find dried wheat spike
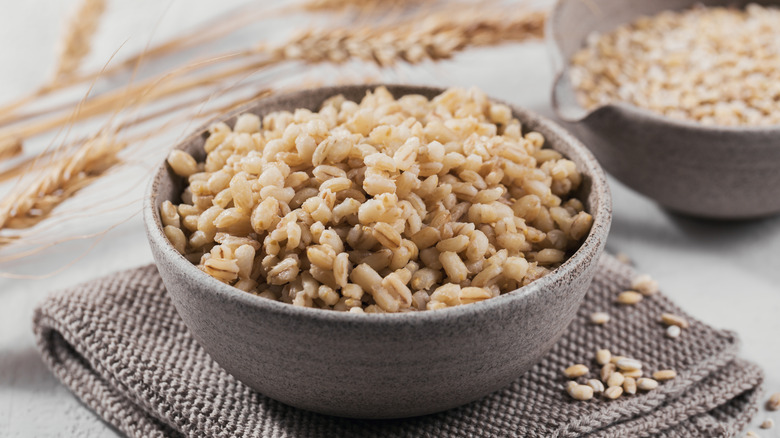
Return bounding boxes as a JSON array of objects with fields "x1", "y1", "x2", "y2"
[
  {"x1": 278, "y1": 8, "x2": 546, "y2": 66},
  {"x1": 0, "y1": 138, "x2": 22, "y2": 161},
  {"x1": 0, "y1": 134, "x2": 122, "y2": 230},
  {"x1": 53, "y1": 0, "x2": 106, "y2": 81}
]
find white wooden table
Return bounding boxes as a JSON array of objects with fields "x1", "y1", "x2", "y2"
[{"x1": 1, "y1": 1, "x2": 779, "y2": 436}]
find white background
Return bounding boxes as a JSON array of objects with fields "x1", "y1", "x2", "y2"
[{"x1": 1, "y1": 0, "x2": 779, "y2": 436}]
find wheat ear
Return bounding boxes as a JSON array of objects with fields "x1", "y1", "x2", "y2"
[
  {"x1": 0, "y1": 134, "x2": 122, "y2": 229},
  {"x1": 53, "y1": 0, "x2": 106, "y2": 81}
]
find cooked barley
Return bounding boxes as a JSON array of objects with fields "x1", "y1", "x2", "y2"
[{"x1": 162, "y1": 87, "x2": 592, "y2": 312}]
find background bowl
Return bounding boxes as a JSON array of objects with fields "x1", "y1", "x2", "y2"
[
  {"x1": 549, "y1": 0, "x2": 780, "y2": 219},
  {"x1": 143, "y1": 84, "x2": 611, "y2": 419}
]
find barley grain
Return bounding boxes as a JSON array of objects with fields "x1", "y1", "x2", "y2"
[
  {"x1": 590, "y1": 312, "x2": 610, "y2": 325},
  {"x1": 563, "y1": 364, "x2": 589, "y2": 379},
  {"x1": 666, "y1": 325, "x2": 681, "y2": 339},
  {"x1": 603, "y1": 386, "x2": 623, "y2": 400},
  {"x1": 623, "y1": 377, "x2": 637, "y2": 395},
  {"x1": 653, "y1": 370, "x2": 677, "y2": 381},
  {"x1": 637, "y1": 378, "x2": 658, "y2": 391},
  {"x1": 596, "y1": 349, "x2": 611, "y2": 366},
  {"x1": 661, "y1": 313, "x2": 690, "y2": 329},
  {"x1": 161, "y1": 87, "x2": 591, "y2": 312},
  {"x1": 587, "y1": 379, "x2": 605, "y2": 394},
  {"x1": 566, "y1": 381, "x2": 594, "y2": 401},
  {"x1": 616, "y1": 291, "x2": 643, "y2": 305},
  {"x1": 607, "y1": 372, "x2": 625, "y2": 388},
  {"x1": 768, "y1": 393, "x2": 780, "y2": 411}
]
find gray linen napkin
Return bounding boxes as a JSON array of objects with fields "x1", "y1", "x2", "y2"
[{"x1": 33, "y1": 254, "x2": 763, "y2": 437}]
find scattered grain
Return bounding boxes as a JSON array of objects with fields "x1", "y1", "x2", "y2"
[
  {"x1": 653, "y1": 370, "x2": 677, "y2": 381},
  {"x1": 622, "y1": 369, "x2": 642, "y2": 379},
  {"x1": 616, "y1": 358, "x2": 642, "y2": 372},
  {"x1": 601, "y1": 363, "x2": 616, "y2": 383},
  {"x1": 587, "y1": 379, "x2": 605, "y2": 394},
  {"x1": 661, "y1": 313, "x2": 690, "y2": 329},
  {"x1": 590, "y1": 312, "x2": 610, "y2": 325},
  {"x1": 631, "y1": 274, "x2": 658, "y2": 296},
  {"x1": 566, "y1": 381, "x2": 594, "y2": 401},
  {"x1": 623, "y1": 377, "x2": 637, "y2": 395},
  {"x1": 637, "y1": 378, "x2": 658, "y2": 391},
  {"x1": 607, "y1": 371, "x2": 625, "y2": 388},
  {"x1": 666, "y1": 325, "x2": 681, "y2": 339},
  {"x1": 564, "y1": 364, "x2": 589, "y2": 379},
  {"x1": 596, "y1": 349, "x2": 611, "y2": 366},
  {"x1": 768, "y1": 393, "x2": 780, "y2": 411},
  {"x1": 603, "y1": 385, "x2": 623, "y2": 400},
  {"x1": 616, "y1": 291, "x2": 643, "y2": 305}
]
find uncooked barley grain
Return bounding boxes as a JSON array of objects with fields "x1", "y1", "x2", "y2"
[
  {"x1": 653, "y1": 369, "x2": 677, "y2": 381},
  {"x1": 566, "y1": 381, "x2": 594, "y2": 401},
  {"x1": 595, "y1": 348, "x2": 611, "y2": 366},
  {"x1": 563, "y1": 364, "x2": 589, "y2": 379},
  {"x1": 661, "y1": 312, "x2": 690, "y2": 329},
  {"x1": 590, "y1": 312, "x2": 610, "y2": 325},
  {"x1": 768, "y1": 393, "x2": 780, "y2": 411},
  {"x1": 616, "y1": 291, "x2": 643, "y2": 305},
  {"x1": 570, "y1": 4, "x2": 780, "y2": 126},
  {"x1": 603, "y1": 385, "x2": 623, "y2": 400}
]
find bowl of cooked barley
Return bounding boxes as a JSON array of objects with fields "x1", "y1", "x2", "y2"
[
  {"x1": 143, "y1": 84, "x2": 611, "y2": 418},
  {"x1": 549, "y1": 0, "x2": 780, "y2": 219}
]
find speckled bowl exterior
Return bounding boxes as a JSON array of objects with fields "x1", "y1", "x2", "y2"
[
  {"x1": 549, "y1": 0, "x2": 780, "y2": 219},
  {"x1": 143, "y1": 84, "x2": 612, "y2": 419}
]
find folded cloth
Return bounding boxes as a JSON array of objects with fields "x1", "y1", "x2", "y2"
[{"x1": 33, "y1": 254, "x2": 763, "y2": 438}]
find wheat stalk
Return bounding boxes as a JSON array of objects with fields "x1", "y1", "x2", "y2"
[
  {"x1": 0, "y1": 2, "x2": 547, "y2": 237},
  {"x1": 0, "y1": 134, "x2": 122, "y2": 229},
  {"x1": 0, "y1": 1, "x2": 307, "y2": 122},
  {"x1": 304, "y1": 0, "x2": 430, "y2": 12},
  {"x1": 53, "y1": 0, "x2": 106, "y2": 81},
  {"x1": 0, "y1": 7, "x2": 545, "y2": 153},
  {"x1": 0, "y1": 138, "x2": 22, "y2": 160},
  {"x1": 280, "y1": 8, "x2": 546, "y2": 65}
]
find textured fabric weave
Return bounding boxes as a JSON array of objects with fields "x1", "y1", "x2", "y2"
[{"x1": 33, "y1": 254, "x2": 763, "y2": 437}]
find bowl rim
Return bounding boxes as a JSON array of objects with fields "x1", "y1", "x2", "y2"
[
  {"x1": 144, "y1": 83, "x2": 612, "y2": 325},
  {"x1": 547, "y1": 0, "x2": 780, "y2": 133}
]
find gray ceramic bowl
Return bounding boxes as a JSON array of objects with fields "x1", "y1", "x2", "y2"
[
  {"x1": 143, "y1": 84, "x2": 611, "y2": 419},
  {"x1": 549, "y1": 0, "x2": 780, "y2": 219}
]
